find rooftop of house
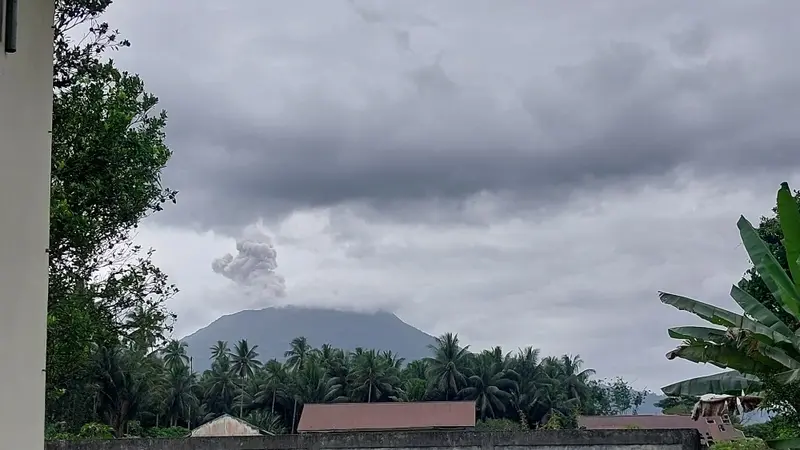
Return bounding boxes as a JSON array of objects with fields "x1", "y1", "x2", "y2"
[
  {"x1": 297, "y1": 401, "x2": 476, "y2": 433},
  {"x1": 189, "y1": 414, "x2": 274, "y2": 437}
]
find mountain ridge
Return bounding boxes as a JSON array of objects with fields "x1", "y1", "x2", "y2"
[{"x1": 181, "y1": 305, "x2": 437, "y2": 372}]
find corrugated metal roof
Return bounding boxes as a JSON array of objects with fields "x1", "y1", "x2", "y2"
[
  {"x1": 578, "y1": 415, "x2": 744, "y2": 445},
  {"x1": 189, "y1": 414, "x2": 273, "y2": 437},
  {"x1": 297, "y1": 401, "x2": 476, "y2": 432}
]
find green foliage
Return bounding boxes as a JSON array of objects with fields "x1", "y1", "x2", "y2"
[
  {"x1": 52, "y1": 333, "x2": 636, "y2": 438},
  {"x1": 78, "y1": 423, "x2": 115, "y2": 439},
  {"x1": 739, "y1": 189, "x2": 800, "y2": 331},
  {"x1": 46, "y1": 0, "x2": 178, "y2": 430},
  {"x1": 584, "y1": 377, "x2": 648, "y2": 415},
  {"x1": 475, "y1": 418, "x2": 523, "y2": 432},
  {"x1": 142, "y1": 427, "x2": 189, "y2": 438},
  {"x1": 654, "y1": 396, "x2": 697, "y2": 415},
  {"x1": 710, "y1": 438, "x2": 770, "y2": 450},
  {"x1": 758, "y1": 375, "x2": 800, "y2": 424},
  {"x1": 660, "y1": 182, "x2": 800, "y2": 399},
  {"x1": 740, "y1": 415, "x2": 800, "y2": 441}
]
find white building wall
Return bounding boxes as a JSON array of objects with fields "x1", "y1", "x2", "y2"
[{"x1": 0, "y1": 0, "x2": 55, "y2": 448}]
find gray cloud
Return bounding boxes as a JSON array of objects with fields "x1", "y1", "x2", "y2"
[
  {"x1": 104, "y1": 0, "x2": 800, "y2": 230},
  {"x1": 111, "y1": 0, "x2": 800, "y2": 389}
]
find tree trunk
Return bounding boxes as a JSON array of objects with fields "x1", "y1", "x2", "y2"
[
  {"x1": 292, "y1": 399, "x2": 298, "y2": 434},
  {"x1": 271, "y1": 390, "x2": 276, "y2": 414},
  {"x1": 239, "y1": 375, "x2": 246, "y2": 417}
]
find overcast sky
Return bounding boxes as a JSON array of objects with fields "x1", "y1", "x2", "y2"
[{"x1": 104, "y1": 0, "x2": 800, "y2": 391}]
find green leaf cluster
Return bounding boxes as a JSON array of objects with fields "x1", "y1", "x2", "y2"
[
  {"x1": 46, "y1": 0, "x2": 179, "y2": 429},
  {"x1": 661, "y1": 183, "x2": 800, "y2": 397}
]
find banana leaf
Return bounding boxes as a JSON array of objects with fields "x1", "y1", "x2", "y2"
[
  {"x1": 772, "y1": 366, "x2": 800, "y2": 384},
  {"x1": 739, "y1": 216, "x2": 800, "y2": 317},
  {"x1": 666, "y1": 342, "x2": 779, "y2": 373},
  {"x1": 777, "y1": 182, "x2": 800, "y2": 289},
  {"x1": 668, "y1": 326, "x2": 727, "y2": 343},
  {"x1": 758, "y1": 343, "x2": 800, "y2": 370},
  {"x1": 660, "y1": 292, "x2": 794, "y2": 345},
  {"x1": 730, "y1": 284, "x2": 794, "y2": 337},
  {"x1": 661, "y1": 370, "x2": 762, "y2": 396}
]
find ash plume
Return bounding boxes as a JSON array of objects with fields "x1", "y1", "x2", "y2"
[{"x1": 212, "y1": 227, "x2": 286, "y2": 298}]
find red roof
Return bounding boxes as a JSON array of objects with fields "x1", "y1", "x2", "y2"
[{"x1": 297, "y1": 401, "x2": 476, "y2": 432}]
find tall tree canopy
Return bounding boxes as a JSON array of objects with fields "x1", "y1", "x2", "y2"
[
  {"x1": 46, "y1": 334, "x2": 645, "y2": 439},
  {"x1": 47, "y1": 0, "x2": 178, "y2": 427}
]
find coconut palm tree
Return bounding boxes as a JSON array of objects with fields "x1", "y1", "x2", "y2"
[
  {"x1": 202, "y1": 356, "x2": 237, "y2": 417},
  {"x1": 348, "y1": 349, "x2": 402, "y2": 403},
  {"x1": 209, "y1": 340, "x2": 229, "y2": 363},
  {"x1": 284, "y1": 336, "x2": 316, "y2": 372},
  {"x1": 229, "y1": 339, "x2": 261, "y2": 417},
  {"x1": 89, "y1": 343, "x2": 151, "y2": 437},
  {"x1": 425, "y1": 332, "x2": 470, "y2": 400},
  {"x1": 162, "y1": 339, "x2": 189, "y2": 370},
  {"x1": 459, "y1": 353, "x2": 518, "y2": 420},
  {"x1": 162, "y1": 364, "x2": 198, "y2": 427},
  {"x1": 256, "y1": 360, "x2": 290, "y2": 415}
]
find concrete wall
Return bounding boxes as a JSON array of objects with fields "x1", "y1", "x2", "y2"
[
  {"x1": 0, "y1": 0, "x2": 55, "y2": 449},
  {"x1": 47, "y1": 429, "x2": 701, "y2": 450}
]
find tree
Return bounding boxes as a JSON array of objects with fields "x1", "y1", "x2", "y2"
[
  {"x1": 50, "y1": 329, "x2": 643, "y2": 439},
  {"x1": 654, "y1": 396, "x2": 697, "y2": 415},
  {"x1": 738, "y1": 189, "x2": 800, "y2": 331},
  {"x1": 229, "y1": 340, "x2": 262, "y2": 417},
  {"x1": 584, "y1": 377, "x2": 648, "y2": 416},
  {"x1": 162, "y1": 365, "x2": 197, "y2": 427},
  {"x1": 88, "y1": 343, "x2": 153, "y2": 437},
  {"x1": 210, "y1": 341, "x2": 230, "y2": 363},
  {"x1": 459, "y1": 353, "x2": 518, "y2": 420},
  {"x1": 347, "y1": 350, "x2": 402, "y2": 403},
  {"x1": 162, "y1": 340, "x2": 189, "y2": 370},
  {"x1": 660, "y1": 182, "x2": 800, "y2": 414},
  {"x1": 284, "y1": 336, "x2": 316, "y2": 372},
  {"x1": 425, "y1": 333, "x2": 470, "y2": 400},
  {"x1": 47, "y1": 0, "x2": 178, "y2": 428}
]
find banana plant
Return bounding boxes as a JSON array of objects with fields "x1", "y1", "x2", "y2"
[{"x1": 661, "y1": 182, "x2": 800, "y2": 397}]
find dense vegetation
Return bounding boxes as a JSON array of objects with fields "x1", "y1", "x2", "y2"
[
  {"x1": 45, "y1": 0, "x2": 800, "y2": 443},
  {"x1": 46, "y1": 332, "x2": 647, "y2": 439},
  {"x1": 47, "y1": 0, "x2": 179, "y2": 433},
  {"x1": 659, "y1": 184, "x2": 800, "y2": 441}
]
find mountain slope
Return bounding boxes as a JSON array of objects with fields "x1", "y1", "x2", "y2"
[{"x1": 181, "y1": 306, "x2": 437, "y2": 372}]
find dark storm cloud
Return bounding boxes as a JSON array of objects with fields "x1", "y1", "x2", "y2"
[{"x1": 105, "y1": 0, "x2": 800, "y2": 229}]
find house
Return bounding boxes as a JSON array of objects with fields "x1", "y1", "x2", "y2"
[
  {"x1": 189, "y1": 414, "x2": 275, "y2": 437},
  {"x1": 1, "y1": 0, "x2": 59, "y2": 448},
  {"x1": 578, "y1": 415, "x2": 745, "y2": 447},
  {"x1": 297, "y1": 401, "x2": 476, "y2": 433}
]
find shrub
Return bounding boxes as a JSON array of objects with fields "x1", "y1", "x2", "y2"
[
  {"x1": 475, "y1": 418, "x2": 523, "y2": 432},
  {"x1": 78, "y1": 422, "x2": 114, "y2": 439},
  {"x1": 710, "y1": 438, "x2": 770, "y2": 450},
  {"x1": 143, "y1": 426, "x2": 189, "y2": 438}
]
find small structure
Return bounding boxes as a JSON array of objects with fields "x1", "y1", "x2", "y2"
[
  {"x1": 578, "y1": 415, "x2": 744, "y2": 447},
  {"x1": 297, "y1": 401, "x2": 476, "y2": 433},
  {"x1": 189, "y1": 414, "x2": 274, "y2": 437},
  {"x1": 691, "y1": 394, "x2": 762, "y2": 420}
]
